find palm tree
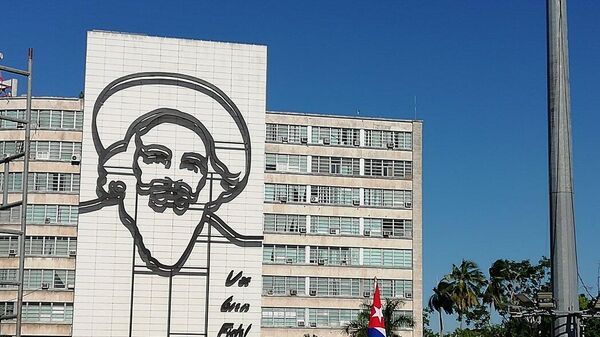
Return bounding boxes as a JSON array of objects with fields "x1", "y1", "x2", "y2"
[
  {"x1": 343, "y1": 298, "x2": 414, "y2": 337},
  {"x1": 443, "y1": 260, "x2": 487, "y2": 329},
  {"x1": 428, "y1": 280, "x2": 454, "y2": 337}
]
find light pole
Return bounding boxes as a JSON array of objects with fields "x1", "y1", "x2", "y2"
[{"x1": 547, "y1": 0, "x2": 579, "y2": 336}]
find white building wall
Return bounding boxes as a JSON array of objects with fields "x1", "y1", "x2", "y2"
[{"x1": 73, "y1": 31, "x2": 266, "y2": 337}]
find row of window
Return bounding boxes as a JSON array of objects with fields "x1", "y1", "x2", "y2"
[
  {"x1": 0, "y1": 141, "x2": 81, "y2": 161},
  {"x1": 263, "y1": 245, "x2": 412, "y2": 268},
  {"x1": 0, "y1": 269, "x2": 75, "y2": 290},
  {"x1": 264, "y1": 184, "x2": 413, "y2": 208},
  {"x1": 0, "y1": 302, "x2": 73, "y2": 323},
  {"x1": 261, "y1": 307, "x2": 412, "y2": 328},
  {"x1": 0, "y1": 172, "x2": 80, "y2": 193},
  {"x1": 0, "y1": 236, "x2": 77, "y2": 257},
  {"x1": 262, "y1": 276, "x2": 413, "y2": 299},
  {"x1": 0, "y1": 109, "x2": 83, "y2": 130},
  {"x1": 0, "y1": 205, "x2": 79, "y2": 226},
  {"x1": 267, "y1": 154, "x2": 413, "y2": 179},
  {"x1": 266, "y1": 123, "x2": 413, "y2": 150},
  {"x1": 263, "y1": 214, "x2": 413, "y2": 239}
]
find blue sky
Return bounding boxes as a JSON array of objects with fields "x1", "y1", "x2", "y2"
[{"x1": 3, "y1": 0, "x2": 599, "y2": 329}]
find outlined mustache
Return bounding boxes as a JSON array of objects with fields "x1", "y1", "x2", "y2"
[{"x1": 142, "y1": 177, "x2": 197, "y2": 215}]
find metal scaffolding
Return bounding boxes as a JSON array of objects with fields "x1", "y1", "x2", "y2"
[{"x1": 0, "y1": 48, "x2": 33, "y2": 337}]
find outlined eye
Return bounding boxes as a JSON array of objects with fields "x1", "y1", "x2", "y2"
[
  {"x1": 180, "y1": 152, "x2": 208, "y2": 174},
  {"x1": 140, "y1": 145, "x2": 172, "y2": 168}
]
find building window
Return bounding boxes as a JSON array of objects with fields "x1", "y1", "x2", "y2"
[
  {"x1": 264, "y1": 184, "x2": 307, "y2": 203},
  {"x1": 363, "y1": 248, "x2": 412, "y2": 268},
  {"x1": 0, "y1": 269, "x2": 75, "y2": 290},
  {"x1": 22, "y1": 302, "x2": 73, "y2": 323},
  {"x1": 364, "y1": 218, "x2": 413, "y2": 238},
  {"x1": 266, "y1": 123, "x2": 308, "y2": 144},
  {"x1": 311, "y1": 156, "x2": 360, "y2": 176},
  {"x1": 0, "y1": 140, "x2": 85, "y2": 161},
  {"x1": 0, "y1": 236, "x2": 77, "y2": 257},
  {"x1": 1, "y1": 172, "x2": 80, "y2": 193},
  {"x1": 262, "y1": 276, "x2": 305, "y2": 296},
  {"x1": 309, "y1": 246, "x2": 359, "y2": 266},
  {"x1": 0, "y1": 109, "x2": 83, "y2": 130},
  {"x1": 309, "y1": 277, "x2": 360, "y2": 297},
  {"x1": 363, "y1": 188, "x2": 412, "y2": 209},
  {"x1": 261, "y1": 307, "x2": 306, "y2": 327},
  {"x1": 311, "y1": 126, "x2": 359, "y2": 146},
  {"x1": 265, "y1": 153, "x2": 308, "y2": 173},
  {"x1": 364, "y1": 159, "x2": 413, "y2": 178},
  {"x1": 310, "y1": 216, "x2": 359, "y2": 236},
  {"x1": 263, "y1": 214, "x2": 307, "y2": 233},
  {"x1": 307, "y1": 308, "x2": 359, "y2": 328},
  {"x1": 263, "y1": 245, "x2": 305, "y2": 264},
  {"x1": 367, "y1": 279, "x2": 413, "y2": 299},
  {"x1": 365, "y1": 130, "x2": 412, "y2": 150},
  {"x1": 0, "y1": 205, "x2": 79, "y2": 226},
  {"x1": 310, "y1": 185, "x2": 359, "y2": 206}
]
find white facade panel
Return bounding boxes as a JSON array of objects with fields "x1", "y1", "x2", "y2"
[{"x1": 73, "y1": 31, "x2": 266, "y2": 337}]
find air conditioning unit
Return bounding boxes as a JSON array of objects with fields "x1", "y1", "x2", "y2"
[
  {"x1": 363, "y1": 291, "x2": 371, "y2": 298},
  {"x1": 266, "y1": 289, "x2": 274, "y2": 296},
  {"x1": 309, "y1": 259, "x2": 317, "y2": 264},
  {"x1": 317, "y1": 259, "x2": 325, "y2": 265},
  {"x1": 16, "y1": 123, "x2": 25, "y2": 129},
  {"x1": 310, "y1": 196, "x2": 319, "y2": 203},
  {"x1": 299, "y1": 227, "x2": 307, "y2": 234},
  {"x1": 36, "y1": 151, "x2": 49, "y2": 160},
  {"x1": 363, "y1": 230, "x2": 371, "y2": 237},
  {"x1": 286, "y1": 258, "x2": 293, "y2": 264},
  {"x1": 69, "y1": 249, "x2": 77, "y2": 257},
  {"x1": 8, "y1": 249, "x2": 16, "y2": 256},
  {"x1": 322, "y1": 137, "x2": 330, "y2": 145},
  {"x1": 340, "y1": 259, "x2": 347, "y2": 265},
  {"x1": 404, "y1": 292, "x2": 413, "y2": 299},
  {"x1": 300, "y1": 137, "x2": 308, "y2": 144},
  {"x1": 329, "y1": 228, "x2": 338, "y2": 235},
  {"x1": 404, "y1": 202, "x2": 412, "y2": 209},
  {"x1": 353, "y1": 140, "x2": 360, "y2": 147},
  {"x1": 297, "y1": 320, "x2": 305, "y2": 327},
  {"x1": 44, "y1": 217, "x2": 51, "y2": 224},
  {"x1": 289, "y1": 289, "x2": 298, "y2": 296},
  {"x1": 279, "y1": 195, "x2": 288, "y2": 203},
  {"x1": 310, "y1": 322, "x2": 317, "y2": 328},
  {"x1": 352, "y1": 199, "x2": 360, "y2": 206},
  {"x1": 67, "y1": 284, "x2": 75, "y2": 290},
  {"x1": 309, "y1": 290, "x2": 317, "y2": 296},
  {"x1": 280, "y1": 136, "x2": 288, "y2": 143},
  {"x1": 383, "y1": 231, "x2": 392, "y2": 238},
  {"x1": 71, "y1": 155, "x2": 81, "y2": 165},
  {"x1": 386, "y1": 141, "x2": 395, "y2": 149},
  {"x1": 41, "y1": 283, "x2": 49, "y2": 290}
]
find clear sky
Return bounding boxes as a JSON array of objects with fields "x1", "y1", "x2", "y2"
[{"x1": 3, "y1": 0, "x2": 599, "y2": 329}]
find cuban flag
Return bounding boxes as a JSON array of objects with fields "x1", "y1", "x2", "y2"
[{"x1": 367, "y1": 282, "x2": 386, "y2": 337}]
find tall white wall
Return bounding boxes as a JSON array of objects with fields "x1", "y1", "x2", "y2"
[{"x1": 73, "y1": 31, "x2": 266, "y2": 337}]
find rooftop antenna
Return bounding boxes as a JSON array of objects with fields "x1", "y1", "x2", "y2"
[{"x1": 414, "y1": 96, "x2": 418, "y2": 120}]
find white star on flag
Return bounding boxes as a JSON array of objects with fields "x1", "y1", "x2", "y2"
[{"x1": 373, "y1": 305, "x2": 384, "y2": 322}]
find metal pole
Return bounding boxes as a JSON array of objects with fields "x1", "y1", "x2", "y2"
[
  {"x1": 547, "y1": 1, "x2": 579, "y2": 336},
  {"x1": 15, "y1": 48, "x2": 32, "y2": 337}
]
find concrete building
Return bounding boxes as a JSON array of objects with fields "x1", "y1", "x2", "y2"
[
  {"x1": 0, "y1": 32, "x2": 422, "y2": 337},
  {"x1": 261, "y1": 112, "x2": 422, "y2": 337},
  {"x1": 0, "y1": 96, "x2": 83, "y2": 336}
]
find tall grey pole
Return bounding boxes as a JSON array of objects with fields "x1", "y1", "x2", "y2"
[
  {"x1": 547, "y1": 1, "x2": 579, "y2": 336},
  {"x1": 15, "y1": 48, "x2": 32, "y2": 337}
]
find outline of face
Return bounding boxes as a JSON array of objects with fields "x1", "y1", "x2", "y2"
[{"x1": 133, "y1": 123, "x2": 209, "y2": 216}]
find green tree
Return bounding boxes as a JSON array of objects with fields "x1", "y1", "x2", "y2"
[
  {"x1": 443, "y1": 260, "x2": 487, "y2": 329},
  {"x1": 428, "y1": 280, "x2": 454, "y2": 337},
  {"x1": 343, "y1": 298, "x2": 414, "y2": 337},
  {"x1": 580, "y1": 294, "x2": 600, "y2": 337}
]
